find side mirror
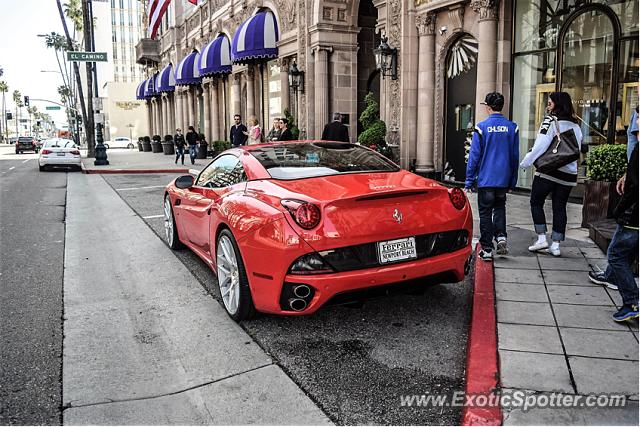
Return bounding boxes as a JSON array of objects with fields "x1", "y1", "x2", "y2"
[{"x1": 175, "y1": 175, "x2": 194, "y2": 189}]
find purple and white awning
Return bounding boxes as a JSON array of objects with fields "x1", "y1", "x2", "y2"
[
  {"x1": 231, "y1": 11, "x2": 279, "y2": 64},
  {"x1": 144, "y1": 74, "x2": 159, "y2": 98},
  {"x1": 175, "y1": 50, "x2": 202, "y2": 86},
  {"x1": 199, "y1": 35, "x2": 232, "y2": 76},
  {"x1": 136, "y1": 79, "x2": 147, "y2": 100},
  {"x1": 156, "y1": 63, "x2": 176, "y2": 92}
]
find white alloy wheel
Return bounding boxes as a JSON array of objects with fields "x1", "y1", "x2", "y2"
[
  {"x1": 127, "y1": 143, "x2": 134, "y2": 149},
  {"x1": 163, "y1": 196, "x2": 181, "y2": 249},
  {"x1": 217, "y1": 235, "x2": 240, "y2": 315}
]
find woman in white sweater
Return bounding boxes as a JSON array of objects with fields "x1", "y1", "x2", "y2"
[{"x1": 520, "y1": 92, "x2": 583, "y2": 257}]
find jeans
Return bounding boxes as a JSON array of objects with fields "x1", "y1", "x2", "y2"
[
  {"x1": 189, "y1": 145, "x2": 197, "y2": 164},
  {"x1": 604, "y1": 225, "x2": 639, "y2": 306},
  {"x1": 530, "y1": 175, "x2": 573, "y2": 241},
  {"x1": 175, "y1": 146, "x2": 185, "y2": 164},
  {"x1": 478, "y1": 187, "x2": 507, "y2": 251}
]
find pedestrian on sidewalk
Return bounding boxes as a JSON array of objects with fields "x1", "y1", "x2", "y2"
[
  {"x1": 186, "y1": 126, "x2": 199, "y2": 165},
  {"x1": 589, "y1": 146, "x2": 639, "y2": 322},
  {"x1": 230, "y1": 115, "x2": 248, "y2": 147},
  {"x1": 627, "y1": 106, "x2": 638, "y2": 160},
  {"x1": 266, "y1": 117, "x2": 281, "y2": 141},
  {"x1": 520, "y1": 92, "x2": 583, "y2": 257},
  {"x1": 174, "y1": 128, "x2": 186, "y2": 165},
  {"x1": 321, "y1": 112, "x2": 350, "y2": 142},
  {"x1": 247, "y1": 116, "x2": 262, "y2": 145},
  {"x1": 279, "y1": 118, "x2": 294, "y2": 141},
  {"x1": 465, "y1": 92, "x2": 520, "y2": 261}
]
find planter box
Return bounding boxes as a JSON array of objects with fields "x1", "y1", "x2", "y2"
[
  {"x1": 161, "y1": 142, "x2": 175, "y2": 155},
  {"x1": 142, "y1": 141, "x2": 152, "y2": 152},
  {"x1": 581, "y1": 180, "x2": 621, "y2": 228},
  {"x1": 151, "y1": 141, "x2": 163, "y2": 153}
]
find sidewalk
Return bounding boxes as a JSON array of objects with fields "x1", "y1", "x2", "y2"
[
  {"x1": 63, "y1": 173, "x2": 331, "y2": 425},
  {"x1": 467, "y1": 193, "x2": 639, "y2": 425},
  {"x1": 80, "y1": 148, "x2": 207, "y2": 174}
]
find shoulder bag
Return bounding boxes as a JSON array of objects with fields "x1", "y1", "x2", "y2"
[{"x1": 533, "y1": 117, "x2": 580, "y2": 174}]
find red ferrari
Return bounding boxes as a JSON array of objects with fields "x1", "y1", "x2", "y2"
[{"x1": 163, "y1": 141, "x2": 473, "y2": 321}]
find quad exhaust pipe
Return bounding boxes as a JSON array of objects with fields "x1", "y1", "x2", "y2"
[{"x1": 288, "y1": 298, "x2": 307, "y2": 312}]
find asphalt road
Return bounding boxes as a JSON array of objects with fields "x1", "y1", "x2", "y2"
[
  {"x1": 0, "y1": 150, "x2": 71, "y2": 424},
  {"x1": 102, "y1": 173, "x2": 474, "y2": 426}
]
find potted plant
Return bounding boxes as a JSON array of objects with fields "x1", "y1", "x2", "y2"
[
  {"x1": 358, "y1": 92, "x2": 389, "y2": 158},
  {"x1": 137, "y1": 137, "x2": 144, "y2": 151},
  {"x1": 142, "y1": 136, "x2": 152, "y2": 152},
  {"x1": 283, "y1": 108, "x2": 300, "y2": 140},
  {"x1": 581, "y1": 144, "x2": 627, "y2": 227},
  {"x1": 210, "y1": 140, "x2": 230, "y2": 157},
  {"x1": 197, "y1": 133, "x2": 208, "y2": 159},
  {"x1": 162, "y1": 134, "x2": 175, "y2": 155},
  {"x1": 151, "y1": 135, "x2": 163, "y2": 153}
]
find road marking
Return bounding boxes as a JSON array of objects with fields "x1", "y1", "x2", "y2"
[
  {"x1": 115, "y1": 185, "x2": 166, "y2": 191},
  {"x1": 142, "y1": 214, "x2": 164, "y2": 219},
  {"x1": 9, "y1": 166, "x2": 15, "y2": 170},
  {"x1": 22, "y1": 159, "x2": 30, "y2": 164}
]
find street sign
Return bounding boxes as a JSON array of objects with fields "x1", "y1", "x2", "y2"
[
  {"x1": 94, "y1": 113, "x2": 105, "y2": 124},
  {"x1": 46, "y1": 106, "x2": 61, "y2": 110},
  {"x1": 93, "y1": 97, "x2": 103, "y2": 110},
  {"x1": 67, "y1": 51, "x2": 108, "y2": 62}
]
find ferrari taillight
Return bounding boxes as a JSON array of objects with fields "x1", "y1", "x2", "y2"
[
  {"x1": 449, "y1": 187, "x2": 466, "y2": 210},
  {"x1": 41, "y1": 149, "x2": 52, "y2": 155},
  {"x1": 281, "y1": 199, "x2": 321, "y2": 230}
]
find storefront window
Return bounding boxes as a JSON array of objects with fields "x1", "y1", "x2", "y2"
[
  {"x1": 615, "y1": 38, "x2": 639, "y2": 144},
  {"x1": 512, "y1": 51, "x2": 556, "y2": 188},
  {"x1": 514, "y1": 0, "x2": 562, "y2": 52},
  {"x1": 595, "y1": 0, "x2": 639, "y2": 36}
]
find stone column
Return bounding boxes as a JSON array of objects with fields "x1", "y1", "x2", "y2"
[
  {"x1": 246, "y1": 66, "x2": 255, "y2": 119},
  {"x1": 472, "y1": 0, "x2": 499, "y2": 122},
  {"x1": 279, "y1": 57, "x2": 290, "y2": 114},
  {"x1": 150, "y1": 98, "x2": 157, "y2": 136},
  {"x1": 416, "y1": 13, "x2": 436, "y2": 173},
  {"x1": 232, "y1": 73, "x2": 241, "y2": 119},
  {"x1": 161, "y1": 95, "x2": 168, "y2": 136},
  {"x1": 181, "y1": 88, "x2": 189, "y2": 131},
  {"x1": 175, "y1": 91, "x2": 182, "y2": 131},
  {"x1": 156, "y1": 97, "x2": 162, "y2": 136},
  {"x1": 400, "y1": 9, "x2": 420, "y2": 169},
  {"x1": 147, "y1": 100, "x2": 153, "y2": 136},
  {"x1": 313, "y1": 46, "x2": 331, "y2": 138},
  {"x1": 203, "y1": 80, "x2": 212, "y2": 142},
  {"x1": 187, "y1": 87, "x2": 195, "y2": 129},
  {"x1": 169, "y1": 93, "x2": 176, "y2": 133},
  {"x1": 211, "y1": 79, "x2": 220, "y2": 141}
]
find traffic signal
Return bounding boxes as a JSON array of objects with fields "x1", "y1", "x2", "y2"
[
  {"x1": 6, "y1": 112, "x2": 12, "y2": 120},
  {"x1": 24, "y1": 96, "x2": 29, "y2": 106}
]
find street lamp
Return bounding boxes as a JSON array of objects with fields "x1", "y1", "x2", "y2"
[
  {"x1": 288, "y1": 61, "x2": 304, "y2": 93},
  {"x1": 373, "y1": 36, "x2": 398, "y2": 80}
]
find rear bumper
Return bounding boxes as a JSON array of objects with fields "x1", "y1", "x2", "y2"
[
  {"x1": 256, "y1": 246, "x2": 472, "y2": 315},
  {"x1": 39, "y1": 156, "x2": 82, "y2": 166}
]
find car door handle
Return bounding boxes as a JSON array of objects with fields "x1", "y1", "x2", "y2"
[
  {"x1": 207, "y1": 208, "x2": 211, "y2": 215},
  {"x1": 175, "y1": 199, "x2": 181, "y2": 206}
]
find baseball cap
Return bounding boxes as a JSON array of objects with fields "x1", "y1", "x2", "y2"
[{"x1": 481, "y1": 92, "x2": 504, "y2": 110}]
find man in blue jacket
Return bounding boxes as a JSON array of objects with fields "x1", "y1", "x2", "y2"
[{"x1": 465, "y1": 92, "x2": 519, "y2": 261}]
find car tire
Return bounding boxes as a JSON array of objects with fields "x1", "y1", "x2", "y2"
[
  {"x1": 104, "y1": 143, "x2": 109, "y2": 149},
  {"x1": 127, "y1": 143, "x2": 134, "y2": 149},
  {"x1": 216, "y1": 229, "x2": 256, "y2": 321},
  {"x1": 163, "y1": 195, "x2": 183, "y2": 249},
  {"x1": 39, "y1": 165, "x2": 45, "y2": 172}
]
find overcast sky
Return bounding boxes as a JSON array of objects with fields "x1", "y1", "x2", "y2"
[{"x1": 0, "y1": 0, "x2": 76, "y2": 125}]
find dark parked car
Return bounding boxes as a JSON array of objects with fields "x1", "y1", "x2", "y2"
[{"x1": 15, "y1": 136, "x2": 38, "y2": 154}]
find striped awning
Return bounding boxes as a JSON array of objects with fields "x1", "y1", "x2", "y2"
[
  {"x1": 231, "y1": 11, "x2": 279, "y2": 64},
  {"x1": 144, "y1": 74, "x2": 159, "y2": 98},
  {"x1": 136, "y1": 79, "x2": 147, "y2": 100},
  {"x1": 175, "y1": 50, "x2": 202, "y2": 85},
  {"x1": 199, "y1": 35, "x2": 232, "y2": 76},
  {"x1": 156, "y1": 63, "x2": 176, "y2": 92}
]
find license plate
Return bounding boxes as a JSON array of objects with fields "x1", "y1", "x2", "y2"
[
  {"x1": 57, "y1": 152, "x2": 65, "y2": 156},
  {"x1": 377, "y1": 237, "x2": 417, "y2": 264}
]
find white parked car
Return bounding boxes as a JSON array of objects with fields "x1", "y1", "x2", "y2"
[
  {"x1": 104, "y1": 136, "x2": 134, "y2": 149},
  {"x1": 38, "y1": 138, "x2": 81, "y2": 171}
]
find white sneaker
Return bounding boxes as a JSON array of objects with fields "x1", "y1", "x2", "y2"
[
  {"x1": 528, "y1": 240, "x2": 549, "y2": 252},
  {"x1": 545, "y1": 246, "x2": 561, "y2": 257},
  {"x1": 496, "y1": 237, "x2": 508, "y2": 255}
]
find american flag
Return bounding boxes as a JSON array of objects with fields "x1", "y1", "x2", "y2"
[
  {"x1": 187, "y1": 0, "x2": 199, "y2": 4},
  {"x1": 147, "y1": 0, "x2": 172, "y2": 39}
]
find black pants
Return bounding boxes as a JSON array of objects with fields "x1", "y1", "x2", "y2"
[
  {"x1": 478, "y1": 187, "x2": 508, "y2": 251},
  {"x1": 530, "y1": 175, "x2": 573, "y2": 241}
]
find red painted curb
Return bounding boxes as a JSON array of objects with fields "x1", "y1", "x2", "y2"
[
  {"x1": 461, "y1": 246, "x2": 502, "y2": 426},
  {"x1": 82, "y1": 168, "x2": 190, "y2": 174}
]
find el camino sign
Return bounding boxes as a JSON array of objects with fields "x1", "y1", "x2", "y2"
[{"x1": 67, "y1": 51, "x2": 108, "y2": 62}]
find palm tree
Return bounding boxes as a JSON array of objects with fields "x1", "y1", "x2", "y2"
[
  {"x1": 64, "y1": 0, "x2": 83, "y2": 33},
  {"x1": 0, "y1": 81, "x2": 7, "y2": 140},
  {"x1": 12, "y1": 90, "x2": 22, "y2": 135}
]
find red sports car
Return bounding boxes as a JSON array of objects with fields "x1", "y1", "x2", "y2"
[{"x1": 163, "y1": 141, "x2": 473, "y2": 321}]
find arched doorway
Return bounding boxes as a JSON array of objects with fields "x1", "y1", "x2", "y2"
[
  {"x1": 559, "y1": 7, "x2": 619, "y2": 146},
  {"x1": 357, "y1": 0, "x2": 379, "y2": 135},
  {"x1": 443, "y1": 35, "x2": 478, "y2": 182}
]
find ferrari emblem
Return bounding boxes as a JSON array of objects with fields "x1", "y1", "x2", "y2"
[{"x1": 393, "y1": 209, "x2": 403, "y2": 224}]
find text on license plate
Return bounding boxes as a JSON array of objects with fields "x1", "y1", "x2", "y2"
[
  {"x1": 57, "y1": 152, "x2": 65, "y2": 156},
  {"x1": 377, "y1": 237, "x2": 417, "y2": 264}
]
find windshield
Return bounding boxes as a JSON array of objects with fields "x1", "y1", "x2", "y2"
[
  {"x1": 249, "y1": 142, "x2": 399, "y2": 180},
  {"x1": 44, "y1": 139, "x2": 75, "y2": 148}
]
